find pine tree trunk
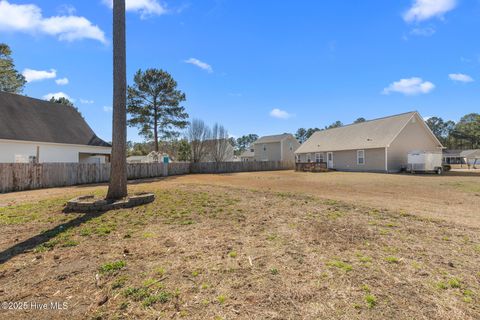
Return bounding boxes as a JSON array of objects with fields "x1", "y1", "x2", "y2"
[
  {"x1": 154, "y1": 102, "x2": 159, "y2": 152},
  {"x1": 107, "y1": 0, "x2": 128, "y2": 200}
]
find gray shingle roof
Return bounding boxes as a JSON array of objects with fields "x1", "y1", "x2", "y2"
[
  {"x1": 254, "y1": 133, "x2": 293, "y2": 144},
  {"x1": 0, "y1": 92, "x2": 110, "y2": 147},
  {"x1": 295, "y1": 112, "x2": 437, "y2": 153}
]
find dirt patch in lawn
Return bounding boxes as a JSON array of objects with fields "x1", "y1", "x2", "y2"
[{"x1": 1, "y1": 183, "x2": 479, "y2": 319}]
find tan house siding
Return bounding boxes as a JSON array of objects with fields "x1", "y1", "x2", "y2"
[
  {"x1": 329, "y1": 148, "x2": 386, "y2": 172},
  {"x1": 254, "y1": 142, "x2": 281, "y2": 161},
  {"x1": 387, "y1": 114, "x2": 443, "y2": 172},
  {"x1": 281, "y1": 136, "x2": 301, "y2": 162},
  {"x1": 296, "y1": 148, "x2": 385, "y2": 171}
]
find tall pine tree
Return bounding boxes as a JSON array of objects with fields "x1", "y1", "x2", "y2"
[
  {"x1": 127, "y1": 69, "x2": 189, "y2": 152},
  {"x1": 0, "y1": 43, "x2": 26, "y2": 93}
]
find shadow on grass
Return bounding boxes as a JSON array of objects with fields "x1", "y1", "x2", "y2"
[{"x1": 0, "y1": 210, "x2": 107, "y2": 265}]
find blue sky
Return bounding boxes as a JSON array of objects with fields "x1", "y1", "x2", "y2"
[{"x1": 1, "y1": 0, "x2": 479, "y2": 142}]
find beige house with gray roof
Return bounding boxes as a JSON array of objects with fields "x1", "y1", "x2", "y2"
[
  {"x1": 253, "y1": 133, "x2": 300, "y2": 162},
  {"x1": 295, "y1": 112, "x2": 443, "y2": 173}
]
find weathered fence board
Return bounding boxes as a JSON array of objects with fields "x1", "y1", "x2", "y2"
[{"x1": 0, "y1": 161, "x2": 293, "y2": 193}]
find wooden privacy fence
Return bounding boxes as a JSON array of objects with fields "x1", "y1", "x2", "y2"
[{"x1": 0, "y1": 161, "x2": 293, "y2": 193}]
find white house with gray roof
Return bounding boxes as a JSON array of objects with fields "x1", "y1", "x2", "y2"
[
  {"x1": 295, "y1": 112, "x2": 443, "y2": 173},
  {"x1": 0, "y1": 92, "x2": 111, "y2": 164},
  {"x1": 253, "y1": 133, "x2": 300, "y2": 162}
]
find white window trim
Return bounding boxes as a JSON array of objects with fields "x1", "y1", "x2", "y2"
[
  {"x1": 307, "y1": 153, "x2": 311, "y2": 162},
  {"x1": 357, "y1": 150, "x2": 365, "y2": 165}
]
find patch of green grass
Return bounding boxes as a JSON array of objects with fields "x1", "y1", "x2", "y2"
[
  {"x1": 436, "y1": 281, "x2": 448, "y2": 290},
  {"x1": 34, "y1": 238, "x2": 60, "y2": 252},
  {"x1": 61, "y1": 239, "x2": 79, "y2": 247},
  {"x1": 142, "y1": 291, "x2": 171, "y2": 307},
  {"x1": 385, "y1": 256, "x2": 400, "y2": 264},
  {"x1": 99, "y1": 260, "x2": 126, "y2": 274},
  {"x1": 436, "y1": 277, "x2": 462, "y2": 290},
  {"x1": 448, "y1": 277, "x2": 461, "y2": 288},
  {"x1": 462, "y1": 289, "x2": 474, "y2": 303},
  {"x1": 228, "y1": 251, "x2": 237, "y2": 258},
  {"x1": 327, "y1": 210, "x2": 345, "y2": 220},
  {"x1": 217, "y1": 295, "x2": 227, "y2": 304},
  {"x1": 0, "y1": 199, "x2": 63, "y2": 225},
  {"x1": 95, "y1": 224, "x2": 116, "y2": 236},
  {"x1": 191, "y1": 270, "x2": 199, "y2": 277},
  {"x1": 123, "y1": 287, "x2": 150, "y2": 301},
  {"x1": 112, "y1": 276, "x2": 128, "y2": 289},
  {"x1": 79, "y1": 227, "x2": 93, "y2": 236},
  {"x1": 155, "y1": 267, "x2": 166, "y2": 276},
  {"x1": 361, "y1": 284, "x2": 371, "y2": 293},
  {"x1": 365, "y1": 294, "x2": 377, "y2": 309},
  {"x1": 356, "y1": 253, "x2": 372, "y2": 263},
  {"x1": 141, "y1": 232, "x2": 155, "y2": 238},
  {"x1": 270, "y1": 268, "x2": 279, "y2": 275},
  {"x1": 326, "y1": 260, "x2": 353, "y2": 272}
]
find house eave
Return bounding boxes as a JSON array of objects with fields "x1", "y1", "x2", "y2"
[{"x1": 0, "y1": 138, "x2": 112, "y2": 153}]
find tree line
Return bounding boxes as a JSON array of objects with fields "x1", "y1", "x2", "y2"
[{"x1": 426, "y1": 114, "x2": 480, "y2": 149}]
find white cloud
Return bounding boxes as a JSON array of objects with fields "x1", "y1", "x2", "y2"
[
  {"x1": 270, "y1": 108, "x2": 292, "y2": 119},
  {"x1": 102, "y1": 0, "x2": 167, "y2": 18},
  {"x1": 383, "y1": 77, "x2": 435, "y2": 95},
  {"x1": 0, "y1": 0, "x2": 106, "y2": 43},
  {"x1": 404, "y1": 0, "x2": 457, "y2": 23},
  {"x1": 80, "y1": 99, "x2": 94, "y2": 104},
  {"x1": 103, "y1": 106, "x2": 113, "y2": 112},
  {"x1": 22, "y1": 68, "x2": 56, "y2": 82},
  {"x1": 55, "y1": 77, "x2": 69, "y2": 85},
  {"x1": 184, "y1": 58, "x2": 213, "y2": 73},
  {"x1": 43, "y1": 92, "x2": 74, "y2": 101},
  {"x1": 449, "y1": 73, "x2": 474, "y2": 83}
]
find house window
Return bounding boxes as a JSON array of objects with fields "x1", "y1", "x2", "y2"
[
  {"x1": 263, "y1": 144, "x2": 266, "y2": 151},
  {"x1": 289, "y1": 142, "x2": 293, "y2": 151},
  {"x1": 357, "y1": 150, "x2": 365, "y2": 165},
  {"x1": 307, "y1": 153, "x2": 311, "y2": 162},
  {"x1": 315, "y1": 153, "x2": 321, "y2": 163}
]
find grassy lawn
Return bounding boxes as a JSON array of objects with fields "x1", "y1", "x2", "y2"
[{"x1": 0, "y1": 172, "x2": 479, "y2": 319}]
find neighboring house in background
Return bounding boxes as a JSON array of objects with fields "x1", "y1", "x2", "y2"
[
  {"x1": 253, "y1": 133, "x2": 300, "y2": 162},
  {"x1": 127, "y1": 151, "x2": 168, "y2": 163},
  {"x1": 240, "y1": 148, "x2": 255, "y2": 162},
  {"x1": 295, "y1": 112, "x2": 443, "y2": 173},
  {"x1": 0, "y1": 92, "x2": 111, "y2": 164},
  {"x1": 443, "y1": 149, "x2": 480, "y2": 166},
  {"x1": 203, "y1": 139, "x2": 235, "y2": 162}
]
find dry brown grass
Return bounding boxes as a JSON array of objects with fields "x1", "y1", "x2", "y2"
[{"x1": 0, "y1": 171, "x2": 479, "y2": 319}]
